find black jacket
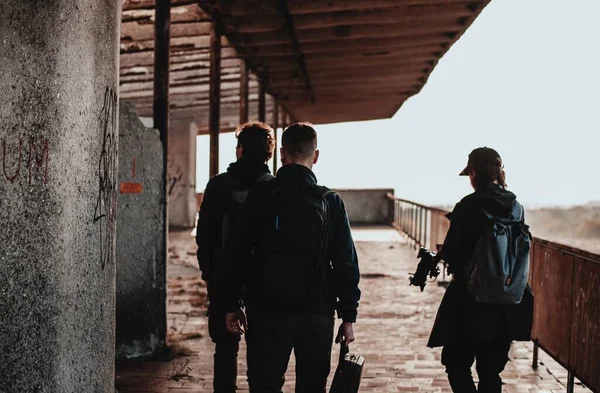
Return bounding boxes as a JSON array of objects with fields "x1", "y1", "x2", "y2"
[
  {"x1": 223, "y1": 164, "x2": 361, "y2": 323},
  {"x1": 427, "y1": 184, "x2": 534, "y2": 347},
  {"x1": 196, "y1": 158, "x2": 272, "y2": 283}
]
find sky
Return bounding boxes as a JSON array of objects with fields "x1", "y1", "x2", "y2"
[{"x1": 197, "y1": 0, "x2": 600, "y2": 207}]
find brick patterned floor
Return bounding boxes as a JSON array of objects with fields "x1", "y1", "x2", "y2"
[{"x1": 115, "y1": 228, "x2": 591, "y2": 392}]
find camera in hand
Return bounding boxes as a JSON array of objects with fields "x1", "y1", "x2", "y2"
[{"x1": 409, "y1": 248, "x2": 441, "y2": 291}]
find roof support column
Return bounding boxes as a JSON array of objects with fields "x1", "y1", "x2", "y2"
[
  {"x1": 259, "y1": 78, "x2": 266, "y2": 123},
  {"x1": 239, "y1": 59, "x2": 249, "y2": 124},
  {"x1": 209, "y1": 26, "x2": 221, "y2": 177},
  {"x1": 0, "y1": 1, "x2": 121, "y2": 389},
  {"x1": 284, "y1": 108, "x2": 291, "y2": 127},
  {"x1": 151, "y1": 0, "x2": 170, "y2": 353},
  {"x1": 272, "y1": 101, "x2": 279, "y2": 173}
]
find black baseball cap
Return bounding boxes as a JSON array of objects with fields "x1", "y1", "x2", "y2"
[{"x1": 459, "y1": 147, "x2": 503, "y2": 176}]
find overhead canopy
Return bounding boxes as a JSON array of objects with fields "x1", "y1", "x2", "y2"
[{"x1": 119, "y1": 0, "x2": 490, "y2": 131}]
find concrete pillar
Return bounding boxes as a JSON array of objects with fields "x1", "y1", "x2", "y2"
[
  {"x1": 168, "y1": 120, "x2": 197, "y2": 228},
  {"x1": 0, "y1": 1, "x2": 121, "y2": 392},
  {"x1": 116, "y1": 101, "x2": 166, "y2": 358}
]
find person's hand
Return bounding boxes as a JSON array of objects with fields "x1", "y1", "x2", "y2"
[
  {"x1": 335, "y1": 321, "x2": 355, "y2": 345},
  {"x1": 226, "y1": 309, "x2": 247, "y2": 335}
]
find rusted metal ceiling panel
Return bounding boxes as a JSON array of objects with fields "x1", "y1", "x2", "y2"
[{"x1": 118, "y1": 0, "x2": 491, "y2": 128}]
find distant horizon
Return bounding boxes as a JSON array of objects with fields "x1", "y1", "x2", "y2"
[{"x1": 195, "y1": 130, "x2": 600, "y2": 209}]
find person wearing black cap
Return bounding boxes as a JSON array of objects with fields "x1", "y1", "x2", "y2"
[{"x1": 427, "y1": 147, "x2": 534, "y2": 393}]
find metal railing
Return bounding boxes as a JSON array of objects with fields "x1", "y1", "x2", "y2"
[
  {"x1": 529, "y1": 238, "x2": 600, "y2": 393},
  {"x1": 387, "y1": 193, "x2": 449, "y2": 251},
  {"x1": 387, "y1": 194, "x2": 600, "y2": 393}
]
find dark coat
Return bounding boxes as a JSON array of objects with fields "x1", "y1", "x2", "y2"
[
  {"x1": 223, "y1": 164, "x2": 361, "y2": 323},
  {"x1": 195, "y1": 158, "x2": 272, "y2": 283},
  {"x1": 427, "y1": 184, "x2": 534, "y2": 348}
]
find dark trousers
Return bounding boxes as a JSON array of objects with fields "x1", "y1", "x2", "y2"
[
  {"x1": 246, "y1": 314, "x2": 335, "y2": 393},
  {"x1": 442, "y1": 340, "x2": 511, "y2": 393},
  {"x1": 208, "y1": 304, "x2": 241, "y2": 393}
]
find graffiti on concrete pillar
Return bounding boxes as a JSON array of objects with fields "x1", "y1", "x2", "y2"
[
  {"x1": 27, "y1": 137, "x2": 50, "y2": 185},
  {"x1": 2, "y1": 137, "x2": 22, "y2": 183},
  {"x1": 1, "y1": 136, "x2": 50, "y2": 185},
  {"x1": 168, "y1": 158, "x2": 184, "y2": 200},
  {"x1": 94, "y1": 87, "x2": 118, "y2": 270}
]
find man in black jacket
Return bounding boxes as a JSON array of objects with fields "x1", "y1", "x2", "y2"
[
  {"x1": 196, "y1": 122, "x2": 275, "y2": 393},
  {"x1": 224, "y1": 123, "x2": 361, "y2": 393},
  {"x1": 428, "y1": 147, "x2": 533, "y2": 393}
]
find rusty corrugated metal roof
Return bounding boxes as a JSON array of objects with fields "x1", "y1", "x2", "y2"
[{"x1": 119, "y1": 0, "x2": 490, "y2": 131}]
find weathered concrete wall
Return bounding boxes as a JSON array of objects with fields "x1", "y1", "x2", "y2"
[
  {"x1": 116, "y1": 101, "x2": 166, "y2": 359},
  {"x1": 0, "y1": 1, "x2": 121, "y2": 392},
  {"x1": 168, "y1": 119, "x2": 197, "y2": 228},
  {"x1": 334, "y1": 189, "x2": 395, "y2": 225}
]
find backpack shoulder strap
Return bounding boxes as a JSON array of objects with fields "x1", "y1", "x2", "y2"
[
  {"x1": 314, "y1": 185, "x2": 334, "y2": 199},
  {"x1": 311, "y1": 185, "x2": 334, "y2": 261},
  {"x1": 255, "y1": 172, "x2": 275, "y2": 184},
  {"x1": 247, "y1": 178, "x2": 279, "y2": 224},
  {"x1": 479, "y1": 207, "x2": 495, "y2": 220}
]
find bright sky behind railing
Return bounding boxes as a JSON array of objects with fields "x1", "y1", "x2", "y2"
[{"x1": 197, "y1": 0, "x2": 599, "y2": 207}]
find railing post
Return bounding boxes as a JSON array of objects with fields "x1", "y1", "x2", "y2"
[
  {"x1": 420, "y1": 207, "x2": 424, "y2": 247},
  {"x1": 408, "y1": 205, "x2": 411, "y2": 240},
  {"x1": 405, "y1": 204, "x2": 408, "y2": 237},
  {"x1": 410, "y1": 205, "x2": 413, "y2": 243},
  {"x1": 399, "y1": 201, "x2": 403, "y2": 231},
  {"x1": 417, "y1": 206, "x2": 422, "y2": 247},
  {"x1": 409, "y1": 205, "x2": 413, "y2": 241},
  {"x1": 424, "y1": 209, "x2": 429, "y2": 250},
  {"x1": 413, "y1": 205, "x2": 417, "y2": 246},
  {"x1": 401, "y1": 202, "x2": 405, "y2": 232},
  {"x1": 400, "y1": 202, "x2": 404, "y2": 232},
  {"x1": 567, "y1": 370, "x2": 575, "y2": 393}
]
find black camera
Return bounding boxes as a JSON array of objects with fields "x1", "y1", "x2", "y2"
[{"x1": 409, "y1": 248, "x2": 441, "y2": 291}]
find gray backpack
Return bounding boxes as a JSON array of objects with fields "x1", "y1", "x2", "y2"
[{"x1": 465, "y1": 203, "x2": 531, "y2": 304}]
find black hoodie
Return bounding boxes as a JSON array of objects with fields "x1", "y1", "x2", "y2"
[
  {"x1": 427, "y1": 184, "x2": 533, "y2": 347},
  {"x1": 196, "y1": 158, "x2": 271, "y2": 283},
  {"x1": 441, "y1": 184, "x2": 520, "y2": 275}
]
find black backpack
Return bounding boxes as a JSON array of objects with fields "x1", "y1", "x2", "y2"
[
  {"x1": 220, "y1": 172, "x2": 275, "y2": 250},
  {"x1": 250, "y1": 182, "x2": 333, "y2": 308}
]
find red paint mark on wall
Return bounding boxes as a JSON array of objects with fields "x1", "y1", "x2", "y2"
[
  {"x1": 28, "y1": 137, "x2": 49, "y2": 185},
  {"x1": 2, "y1": 138, "x2": 22, "y2": 183},
  {"x1": 120, "y1": 182, "x2": 143, "y2": 194}
]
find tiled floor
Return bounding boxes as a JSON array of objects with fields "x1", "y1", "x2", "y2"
[{"x1": 115, "y1": 228, "x2": 591, "y2": 392}]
